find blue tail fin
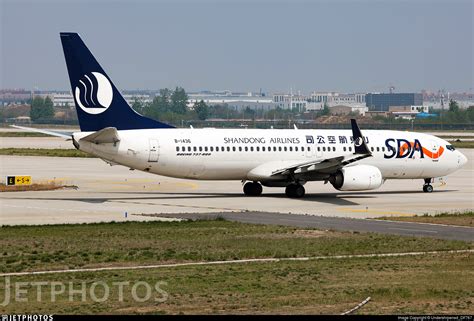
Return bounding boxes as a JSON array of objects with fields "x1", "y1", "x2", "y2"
[{"x1": 60, "y1": 32, "x2": 174, "y2": 131}]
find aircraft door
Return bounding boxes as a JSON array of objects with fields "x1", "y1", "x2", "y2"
[
  {"x1": 305, "y1": 135, "x2": 318, "y2": 158},
  {"x1": 305, "y1": 144, "x2": 315, "y2": 158},
  {"x1": 148, "y1": 139, "x2": 159, "y2": 162},
  {"x1": 430, "y1": 140, "x2": 439, "y2": 162}
]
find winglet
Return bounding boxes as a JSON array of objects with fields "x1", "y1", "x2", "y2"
[{"x1": 350, "y1": 119, "x2": 371, "y2": 155}]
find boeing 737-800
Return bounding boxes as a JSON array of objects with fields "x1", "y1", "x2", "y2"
[{"x1": 15, "y1": 33, "x2": 468, "y2": 198}]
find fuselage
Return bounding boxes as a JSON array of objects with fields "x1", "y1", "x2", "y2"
[{"x1": 73, "y1": 128, "x2": 467, "y2": 182}]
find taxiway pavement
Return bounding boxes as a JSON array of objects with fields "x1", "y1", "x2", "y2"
[{"x1": 1, "y1": 149, "x2": 472, "y2": 226}]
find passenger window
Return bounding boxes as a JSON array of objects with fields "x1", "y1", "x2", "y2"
[
  {"x1": 301, "y1": 147, "x2": 305, "y2": 152},
  {"x1": 232, "y1": 146, "x2": 236, "y2": 152},
  {"x1": 188, "y1": 146, "x2": 191, "y2": 152},
  {"x1": 204, "y1": 147, "x2": 208, "y2": 152},
  {"x1": 256, "y1": 147, "x2": 260, "y2": 152},
  {"x1": 278, "y1": 147, "x2": 282, "y2": 152},
  {"x1": 333, "y1": 147, "x2": 336, "y2": 152},
  {"x1": 210, "y1": 147, "x2": 213, "y2": 152},
  {"x1": 308, "y1": 147, "x2": 311, "y2": 151},
  {"x1": 349, "y1": 147, "x2": 352, "y2": 152},
  {"x1": 273, "y1": 147, "x2": 277, "y2": 152},
  {"x1": 371, "y1": 147, "x2": 374, "y2": 152},
  {"x1": 262, "y1": 147, "x2": 266, "y2": 152},
  {"x1": 284, "y1": 147, "x2": 287, "y2": 152},
  {"x1": 289, "y1": 146, "x2": 293, "y2": 152},
  {"x1": 382, "y1": 147, "x2": 385, "y2": 152},
  {"x1": 176, "y1": 146, "x2": 179, "y2": 152},
  {"x1": 193, "y1": 146, "x2": 197, "y2": 152},
  {"x1": 323, "y1": 147, "x2": 326, "y2": 152},
  {"x1": 376, "y1": 147, "x2": 380, "y2": 152},
  {"x1": 295, "y1": 147, "x2": 298, "y2": 152},
  {"x1": 343, "y1": 147, "x2": 346, "y2": 152},
  {"x1": 239, "y1": 146, "x2": 242, "y2": 152},
  {"x1": 227, "y1": 146, "x2": 230, "y2": 152},
  {"x1": 250, "y1": 147, "x2": 254, "y2": 152},
  {"x1": 245, "y1": 147, "x2": 248, "y2": 152},
  {"x1": 199, "y1": 147, "x2": 203, "y2": 152}
]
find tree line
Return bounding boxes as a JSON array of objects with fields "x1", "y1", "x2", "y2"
[
  {"x1": 16, "y1": 90, "x2": 474, "y2": 128},
  {"x1": 131, "y1": 87, "x2": 210, "y2": 122},
  {"x1": 30, "y1": 96, "x2": 55, "y2": 121}
]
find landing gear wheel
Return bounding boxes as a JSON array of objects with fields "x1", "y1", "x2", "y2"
[
  {"x1": 423, "y1": 178, "x2": 433, "y2": 193},
  {"x1": 243, "y1": 182, "x2": 263, "y2": 196},
  {"x1": 423, "y1": 184, "x2": 433, "y2": 193},
  {"x1": 285, "y1": 184, "x2": 305, "y2": 198}
]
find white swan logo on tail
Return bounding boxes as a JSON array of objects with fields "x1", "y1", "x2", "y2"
[{"x1": 74, "y1": 72, "x2": 113, "y2": 114}]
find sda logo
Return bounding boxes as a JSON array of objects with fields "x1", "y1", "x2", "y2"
[{"x1": 74, "y1": 72, "x2": 113, "y2": 114}]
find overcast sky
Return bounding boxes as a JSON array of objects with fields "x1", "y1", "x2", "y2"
[{"x1": 1, "y1": 0, "x2": 472, "y2": 94}]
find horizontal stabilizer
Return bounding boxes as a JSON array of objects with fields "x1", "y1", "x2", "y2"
[
  {"x1": 79, "y1": 127, "x2": 120, "y2": 144},
  {"x1": 10, "y1": 125, "x2": 72, "y2": 139}
]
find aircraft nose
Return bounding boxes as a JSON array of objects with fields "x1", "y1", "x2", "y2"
[{"x1": 458, "y1": 152, "x2": 468, "y2": 167}]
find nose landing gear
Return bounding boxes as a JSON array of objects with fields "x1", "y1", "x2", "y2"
[{"x1": 423, "y1": 178, "x2": 433, "y2": 193}]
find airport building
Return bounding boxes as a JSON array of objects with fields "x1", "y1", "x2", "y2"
[
  {"x1": 310, "y1": 92, "x2": 366, "y2": 105},
  {"x1": 365, "y1": 93, "x2": 423, "y2": 111},
  {"x1": 189, "y1": 95, "x2": 276, "y2": 111},
  {"x1": 0, "y1": 89, "x2": 31, "y2": 105},
  {"x1": 272, "y1": 93, "x2": 307, "y2": 111},
  {"x1": 329, "y1": 105, "x2": 368, "y2": 116}
]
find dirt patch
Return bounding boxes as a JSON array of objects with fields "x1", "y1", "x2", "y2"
[
  {"x1": 292, "y1": 229, "x2": 330, "y2": 238},
  {"x1": 0, "y1": 183, "x2": 77, "y2": 192}
]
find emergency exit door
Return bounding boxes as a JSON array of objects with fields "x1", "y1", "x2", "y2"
[{"x1": 148, "y1": 139, "x2": 159, "y2": 162}]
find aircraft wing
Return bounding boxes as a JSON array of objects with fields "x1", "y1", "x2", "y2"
[
  {"x1": 249, "y1": 119, "x2": 372, "y2": 180},
  {"x1": 270, "y1": 153, "x2": 371, "y2": 176},
  {"x1": 79, "y1": 127, "x2": 120, "y2": 144},
  {"x1": 272, "y1": 119, "x2": 372, "y2": 176},
  {"x1": 10, "y1": 125, "x2": 73, "y2": 139}
]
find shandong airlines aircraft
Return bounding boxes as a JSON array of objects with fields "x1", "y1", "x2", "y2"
[{"x1": 15, "y1": 33, "x2": 468, "y2": 198}]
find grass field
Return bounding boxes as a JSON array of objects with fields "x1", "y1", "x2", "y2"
[
  {"x1": 0, "y1": 132, "x2": 50, "y2": 137},
  {"x1": 439, "y1": 136, "x2": 474, "y2": 140},
  {"x1": 451, "y1": 141, "x2": 474, "y2": 149},
  {"x1": 0, "y1": 220, "x2": 472, "y2": 314},
  {"x1": 378, "y1": 212, "x2": 474, "y2": 227},
  {"x1": 0, "y1": 148, "x2": 94, "y2": 158}
]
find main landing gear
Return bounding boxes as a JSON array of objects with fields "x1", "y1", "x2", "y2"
[
  {"x1": 285, "y1": 183, "x2": 305, "y2": 198},
  {"x1": 243, "y1": 181, "x2": 263, "y2": 196},
  {"x1": 423, "y1": 178, "x2": 434, "y2": 193}
]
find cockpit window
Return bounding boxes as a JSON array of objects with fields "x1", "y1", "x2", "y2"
[{"x1": 446, "y1": 145, "x2": 456, "y2": 151}]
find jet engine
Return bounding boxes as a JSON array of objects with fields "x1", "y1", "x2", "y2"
[{"x1": 330, "y1": 164, "x2": 383, "y2": 191}]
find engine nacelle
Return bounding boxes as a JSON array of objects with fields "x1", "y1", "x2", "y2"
[{"x1": 330, "y1": 164, "x2": 383, "y2": 191}]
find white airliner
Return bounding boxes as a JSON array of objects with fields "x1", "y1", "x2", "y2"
[{"x1": 15, "y1": 33, "x2": 468, "y2": 198}]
